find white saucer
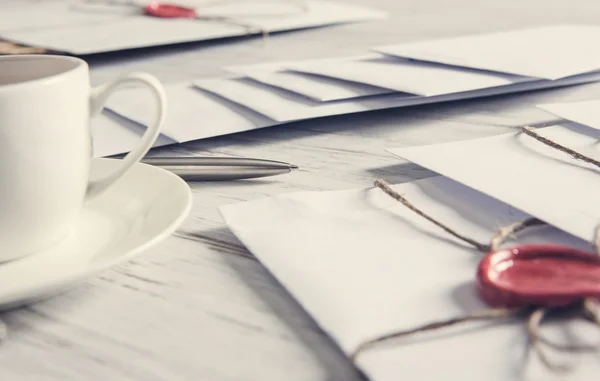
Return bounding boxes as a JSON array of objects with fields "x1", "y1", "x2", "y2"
[{"x1": 0, "y1": 158, "x2": 192, "y2": 311}]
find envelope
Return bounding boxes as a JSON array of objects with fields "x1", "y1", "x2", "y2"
[
  {"x1": 538, "y1": 99, "x2": 600, "y2": 131},
  {"x1": 220, "y1": 175, "x2": 600, "y2": 381},
  {"x1": 225, "y1": 53, "x2": 377, "y2": 73},
  {"x1": 191, "y1": 72, "x2": 600, "y2": 123},
  {"x1": 283, "y1": 55, "x2": 535, "y2": 96},
  {"x1": 245, "y1": 71, "x2": 393, "y2": 102},
  {"x1": 0, "y1": 1, "x2": 386, "y2": 55},
  {"x1": 0, "y1": 4, "x2": 239, "y2": 55},
  {"x1": 92, "y1": 83, "x2": 269, "y2": 158},
  {"x1": 102, "y1": 71, "x2": 600, "y2": 157},
  {"x1": 91, "y1": 112, "x2": 174, "y2": 158},
  {"x1": 0, "y1": 1, "x2": 118, "y2": 31},
  {"x1": 192, "y1": 77, "x2": 374, "y2": 121},
  {"x1": 226, "y1": 54, "x2": 394, "y2": 102},
  {"x1": 104, "y1": 83, "x2": 274, "y2": 143},
  {"x1": 389, "y1": 123, "x2": 600, "y2": 243},
  {"x1": 374, "y1": 25, "x2": 600, "y2": 80}
]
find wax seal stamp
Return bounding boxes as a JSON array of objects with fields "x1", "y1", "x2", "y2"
[
  {"x1": 351, "y1": 180, "x2": 600, "y2": 372},
  {"x1": 477, "y1": 244, "x2": 600, "y2": 309}
]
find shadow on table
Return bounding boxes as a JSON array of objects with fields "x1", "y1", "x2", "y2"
[{"x1": 363, "y1": 162, "x2": 436, "y2": 184}]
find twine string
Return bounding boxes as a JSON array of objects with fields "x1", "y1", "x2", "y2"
[
  {"x1": 373, "y1": 179, "x2": 491, "y2": 252},
  {"x1": 374, "y1": 179, "x2": 547, "y2": 253},
  {"x1": 489, "y1": 218, "x2": 546, "y2": 251},
  {"x1": 520, "y1": 126, "x2": 600, "y2": 169},
  {"x1": 527, "y1": 308, "x2": 569, "y2": 372},
  {"x1": 584, "y1": 299, "x2": 600, "y2": 326},
  {"x1": 350, "y1": 307, "x2": 526, "y2": 361},
  {"x1": 195, "y1": 0, "x2": 309, "y2": 42},
  {"x1": 524, "y1": 307, "x2": 598, "y2": 372},
  {"x1": 196, "y1": 15, "x2": 271, "y2": 42},
  {"x1": 520, "y1": 126, "x2": 600, "y2": 256},
  {"x1": 360, "y1": 178, "x2": 600, "y2": 370},
  {"x1": 80, "y1": 0, "x2": 312, "y2": 44}
]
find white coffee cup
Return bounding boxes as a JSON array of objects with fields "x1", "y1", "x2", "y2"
[{"x1": 0, "y1": 54, "x2": 166, "y2": 262}]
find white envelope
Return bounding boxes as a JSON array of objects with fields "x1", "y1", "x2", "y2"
[
  {"x1": 0, "y1": 4, "x2": 239, "y2": 55},
  {"x1": 104, "y1": 83, "x2": 274, "y2": 143},
  {"x1": 538, "y1": 99, "x2": 600, "y2": 132},
  {"x1": 91, "y1": 112, "x2": 174, "y2": 158},
  {"x1": 0, "y1": 1, "x2": 387, "y2": 55},
  {"x1": 224, "y1": 53, "x2": 384, "y2": 75},
  {"x1": 192, "y1": 77, "x2": 374, "y2": 121},
  {"x1": 0, "y1": 2, "x2": 119, "y2": 31},
  {"x1": 225, "y1": 53, "x2": 377, "y2": 73},
  {"x1": 220, "y1": 175, "x2": 600, "y2": 381},
  {"x1": 102, "y1": 72, "x2": 600, "y2": 155},
  {"x1": 284, "y1": 55, "x2": 534, "y2": 96},
  {"x1": 375, "y1": 25, "x2": 600, "y2": 80},
  {"x1": 244, "y1": 71, "x2": 393, "y2": 102},
  {"x1": 226, "y1": 54, "x2": 393, "y2": 102},
  {"x1": 389, "y1": 124, "x2": 600, "y2": 244},
  {"x1": 191, "y1": 72, "x2": 600, "y2": 123}
]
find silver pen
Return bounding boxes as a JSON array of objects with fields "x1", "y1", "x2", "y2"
[{"x1": 140, "y1": 156, "x2": 299, "y2": 181}]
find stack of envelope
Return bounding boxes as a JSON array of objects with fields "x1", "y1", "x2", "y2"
[
  {"x1": 219, "y1": 106, "x2": 600, "y2": 381},
  {"x1": 98, "y1": 24, "x2": 600, "y2": 158},
  {"x1": 213, "y1": 26, "x2": 600, "y2": 381},
  {"x1": 88, "y1": 20, "x2": 600, "y2": 379}
]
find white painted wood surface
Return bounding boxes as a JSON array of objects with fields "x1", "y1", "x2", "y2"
[{"x1": 3, "y1": 0, "x2": 600, "y2": 379}]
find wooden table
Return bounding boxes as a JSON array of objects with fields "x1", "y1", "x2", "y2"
[{"x1": 3, "y1": 0, "x2": 600, "y2": 379}]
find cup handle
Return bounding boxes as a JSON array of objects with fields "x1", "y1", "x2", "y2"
[{"x1": 85, "y1": 72, "x2": 167, "y2": 201}]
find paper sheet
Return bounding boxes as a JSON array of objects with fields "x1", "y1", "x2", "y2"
[
  {"x1": 374, "y1": 25, "x2": 600, "y2": 80},
  {"x1": 220, "y1": 175, "x2": 599, "y2": 381},
  {"x1": 389, "y1": 124, "x2": 600, "y2": 244},
  {"x1": 225, "y1": 54, "x2": 393, "y2": 102},
  {"x1": 284, "y1": 55, "x2": 535, "y2": 96},
  {"x1": 538, "y1": 99, "x2": 600, "y2": 131},
  {"x1": 0, "y1": 1, "x2": 387, "y2": 55}
]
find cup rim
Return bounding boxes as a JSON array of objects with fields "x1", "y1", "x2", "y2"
[{"x1": 0, "y1": 54, "x2": 87, "y2": 93}]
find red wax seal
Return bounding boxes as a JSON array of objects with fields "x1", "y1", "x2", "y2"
[
  {"x1": 144, "y1": 3, "x2": 198, "y2": 19},
  {"x1": 477, "y1": 244, "x2": 600, "y2": 308}
]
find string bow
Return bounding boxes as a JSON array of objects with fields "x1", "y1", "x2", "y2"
[{"x1": 356, "y1": 126, "x2": 600, "y2": 371}]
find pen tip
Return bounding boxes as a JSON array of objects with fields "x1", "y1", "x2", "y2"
[{"x1": 290, "y1": 164, "x2": 299, "y2": 170}]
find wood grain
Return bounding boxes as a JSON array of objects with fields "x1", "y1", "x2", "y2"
[{"x1": 3, "y1": 0, "x2": 600, "y2": 379}]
